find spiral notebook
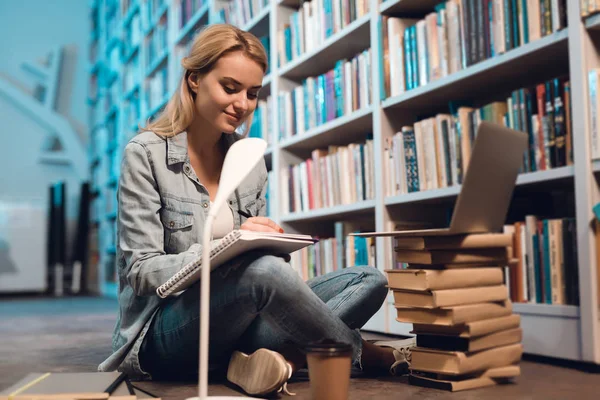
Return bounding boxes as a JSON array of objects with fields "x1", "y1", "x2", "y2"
[{"x1": 156, "y1": 230, "x2": 318, "y2": 298}]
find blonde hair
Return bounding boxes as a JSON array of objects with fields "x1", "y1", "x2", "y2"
[{"x1": 141, "y1": 24, "x2": 268, "y2": 137}]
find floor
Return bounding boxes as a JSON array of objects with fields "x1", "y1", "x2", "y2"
[{"x1": 1, "y1": 296, "x2": 599, "y2": 399}]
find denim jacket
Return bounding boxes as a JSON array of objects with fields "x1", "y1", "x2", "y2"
[{"x1": 98, "y1": 130, "x2": 268, "y2": 378}]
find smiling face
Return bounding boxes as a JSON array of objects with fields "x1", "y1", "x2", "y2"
[{"x1": 187, "y1": 51, "x2": 264, "y2": 135}]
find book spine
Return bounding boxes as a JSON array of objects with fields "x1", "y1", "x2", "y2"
[
  {"x1": 477, "y1": 0, "x2": 487, "y2": 61},
  {"x1": 553, "y1": 78, "x2": 567, "y2": 167},
  {"x1": 521, "y1": 0, "x2": 529, "y2": 43},
  {"x1": 504, "y1": 0, "x2": 513, "y2": 51},
  {"x1": 542, "y1": 219, "x2": 552, "y2": 304},
  {"x1": 511, "y1": 0, "x2": 520, "y2": 47},
  {"x1": 525, "y1": 215, "x2": 539, "y2": 302},
  {"x1": 564, "y1": 81, "x2": 573, "y2": 165},
  {"x1": 543, "y1": 81, "x2": 556, "y2": 168},
  {"x1": 468, "y1": 0, "x2": 478, "y2": 64},
  {"x1": 403, "y1": 127, "x2": 420, "y2": 192},
  {"x1": 525, "y1": 88, "x2": 537, "y2": 172}
]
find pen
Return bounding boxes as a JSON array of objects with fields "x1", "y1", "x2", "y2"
[{"x1": 237, "y1": 209, "x2": 253, "y2": 219}]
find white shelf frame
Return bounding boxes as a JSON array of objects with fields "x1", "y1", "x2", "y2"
[
  {"x1": 88, "y1": 0, "x2": 600, "y2": 364},
  {"x1": 385, "y1": 166, "x2": 575, "y2": 206},
  {"x1": 280, "y1": 199, "x2": 376, "y2": 223}
]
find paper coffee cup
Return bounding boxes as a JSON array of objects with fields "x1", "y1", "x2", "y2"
[{"x1": 305, "y1": 339, "x2": 353, "y2": 400}]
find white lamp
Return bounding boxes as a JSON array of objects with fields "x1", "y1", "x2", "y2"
[{"x1": 187, "y1": 137, "x2": 268, "y2": 400}]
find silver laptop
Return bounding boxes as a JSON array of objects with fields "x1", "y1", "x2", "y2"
[{"x1": 356, "y1": 121, "x2": 528, "y2": 237}]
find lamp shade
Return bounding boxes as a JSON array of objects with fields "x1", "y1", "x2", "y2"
[{"x1": 211, "y1": 137, "x2": 268, "y2": 216}]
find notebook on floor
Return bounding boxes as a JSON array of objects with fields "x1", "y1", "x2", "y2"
[
  {"x1": 352, "y1": 121, "x2": 528, "y2": 238},
  {"x1": 156, "y1": 230, "x2": 317, "y2": 298},
  {"x1": 0, "y1": 372, "x2": 157, "y2": 398}
]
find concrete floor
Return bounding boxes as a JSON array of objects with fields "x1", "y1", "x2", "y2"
[{"x1": 1, "y1": 296, "x2": 599, "y2": 399}]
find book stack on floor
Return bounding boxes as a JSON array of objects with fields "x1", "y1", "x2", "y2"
[{"x1": 387, "y1": 233, "x2": 523, "y2": 392}]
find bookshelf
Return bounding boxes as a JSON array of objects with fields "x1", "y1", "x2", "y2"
[{"x1": 88, "y1": 0, "x2": 600, "y2": 365}]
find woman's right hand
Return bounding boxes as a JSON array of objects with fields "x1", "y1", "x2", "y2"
[{"x1": 240, "y1": 217, "x2": 284, "y2": 233}]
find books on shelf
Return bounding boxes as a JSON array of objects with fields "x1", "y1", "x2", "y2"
[
  {"x1": 278, "y1": 49, "x2": 372, "y2": 141},
  {"x1": 281, "y1": 138, "x2": 375, "y2": 214},
  {"x1": 146, "y1": 17, "x2": 168, "y2": 70},
  {"x1": 384, "y1": 77, "x2": 572, "y2": 197},
  {"x1": 146, "y1": 0, "x2": 168, "y2": 29},
  {"x1": 124, "y1": 91, "x2": 141, "y2": 133},
  {"x1": 260, "y1": 35, "x2": 271, "y2": 74},
  {"x1": 580, "y1": 68, "x2": 600, "y2": 160},
  {"x1": 384, "y1": 231, "x2": 523, "y2": 391},
  {"x1": 501, "y1": 217, "x2": 579, "y2": 306},
  {"x1": 290, "y1": 222, "x2": 375, "y2": 280},
  {"x1": 145, "y1": 66, "x2": 169, "y2": 116},
  {"x1": 217, "y1": 0, "x2": 269, "y2": 28},
  {"x1": 175, "y1": 0, "x2": 208, "y2": 30},
  {"x1": 122, "y1": 53, "x2": 141, "y2": 94},
  {"x1": 123, "y1": 11, "x2": 142, "y2": 57},
  {"x1": 581, "y1": 0, "x2": 600, "y2": 17},
  {"x1": 380, "y1": 0, "x2": 568, "y2": 98},
  {"x1": 277, "y1": 0, "x2": 370, "y2": 67},
  {"x1": 249, "y1": 96, "x2": 275, "y2": 145},
  {"x1": 266, "y1": 170, "x2": 275, "y2": 217}
]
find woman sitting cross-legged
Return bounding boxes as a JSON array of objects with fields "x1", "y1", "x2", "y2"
[{"x1": 98, "y1": 23, "x2": 415, "y2": 396}]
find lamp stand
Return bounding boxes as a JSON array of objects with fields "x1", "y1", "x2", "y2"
[
  {"x1": 186, "y1": 212, "x2": 264, "y2": 400},
  {"x1": 184, "y1": 137, "x2": 268, "y2": 400}
]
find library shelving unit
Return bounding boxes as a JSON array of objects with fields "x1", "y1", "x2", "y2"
[{"x1": 88, "y1": 0, "x2": 600, "y2": 365}]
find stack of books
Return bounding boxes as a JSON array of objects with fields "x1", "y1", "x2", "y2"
[{"x1": 388, "y1": 232, "x2": 523, "y2": 392}]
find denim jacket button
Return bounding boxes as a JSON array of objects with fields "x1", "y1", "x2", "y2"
[
  {"x1": 184, "y1": 165, "x2": 190, "y2": 173},
  {"x1": 203, "y1": 202, "x2": 208, "y2": 208},
  {"x1": 169, "y1": 221, "x2": 175, "y2": 228}
]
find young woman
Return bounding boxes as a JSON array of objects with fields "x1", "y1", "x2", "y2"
[{"x1": 99, "y1": 23, "x2": 413, "y2": 396}]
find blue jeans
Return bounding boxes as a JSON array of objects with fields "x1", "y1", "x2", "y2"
[{"x1": 138, "y1": 254, "x2": 388, "y2": 380}]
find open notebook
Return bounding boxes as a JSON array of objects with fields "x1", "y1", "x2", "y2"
[{"x1": 156, "y1": 230, "x2": 317, "y2": 298}]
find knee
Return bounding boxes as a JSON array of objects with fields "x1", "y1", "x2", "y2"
[
  {"x1": 241, "y1": 254, "x2": 303, "y2": 291},
  {"x1": 360, "y1": 266, "x2": 389, "y2": 304}
]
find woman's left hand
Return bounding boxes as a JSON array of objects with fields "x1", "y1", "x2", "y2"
[{"x1": 240, "y1": 217, "x2": 284, "y2": 233}]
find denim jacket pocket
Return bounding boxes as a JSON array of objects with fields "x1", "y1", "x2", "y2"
[{"x1": 160, "y1": 207, "x2": 194, "y2": 253}]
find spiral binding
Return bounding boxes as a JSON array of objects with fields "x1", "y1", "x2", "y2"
[{"x1": 156, "y1": 230, "x2": 243, "y2": 297}]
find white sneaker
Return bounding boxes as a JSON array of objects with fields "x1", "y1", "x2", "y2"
[
  {"x1": 371, "y1": 338, "x2": 416, "y2": 375},
  {"x1": 227, "y1": 348, "x2": 295, "y2": 396}
]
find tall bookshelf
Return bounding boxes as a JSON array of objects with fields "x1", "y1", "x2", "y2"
[{"x1": 88, "y1": 0, "x2": 600, "y2": 365}]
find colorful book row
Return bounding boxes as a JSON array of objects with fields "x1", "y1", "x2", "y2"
[
  {"x1": 503, "y1": 217, "x2": 579, "y2": 305},
  {"x1": 278, "y1": 49, "x2": 372, "y2": 141},
  {"x1": 290, "y1": 222, "x2": 376, "y2": 280},
  {"x1": 175, "y1": 0, "x2": 208, "y2": 30},
  {"x1": 384, "y1": 77, "x2": 572, "y2": 196},
  {"x1": 581, "y1": 0, "x2": 600, "y2": 16},
  {"x1": 277, "y1": 0, "x2": 369, "y2": 67},
  {"x1": 381, "y1": 0, "x2": 567, "y2": 99},
  {"x1": 248, "y1": 96, "x2": 274, "y2": 145},
  {"x1": 218, "y1": 0, "x2": 269, "y2": 28},
  {"x1": 282, "y1": 139, "x2": 375, "y2": 213}
]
